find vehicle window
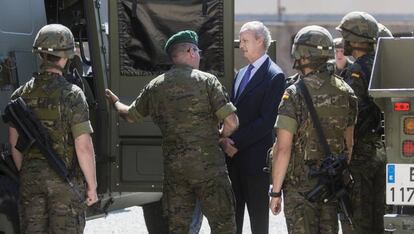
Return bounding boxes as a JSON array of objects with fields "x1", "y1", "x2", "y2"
[{"x1": 118, "y1": 0, "x2": 225, "y2": 77}]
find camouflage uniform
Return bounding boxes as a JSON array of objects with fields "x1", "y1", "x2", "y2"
[
  {"x1": 9, "y1": 24, "x2": 92, "y2": 233},
  {"x1": 127, "y1": 64, "x2": 237, "y2": 233},
  {"x1": 337, "y1": 12, "x2": 385, "y2": 234},
  {"x1": 11, "y1": 72, "x2": 92, "y2": 233},
  {"x1": 276, "y1": 71, "x2": 357, "y2": 234},
  {"x1": 273, "y1": 25, "x2": 358, "y2": 234}
]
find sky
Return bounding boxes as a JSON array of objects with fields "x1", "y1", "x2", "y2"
[{"x1": 236, "y1": 0, "x2": 414, "y2": 15}]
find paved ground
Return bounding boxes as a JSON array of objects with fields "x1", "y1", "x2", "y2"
[{"x1": 85, "y1": 206, "x2": 288, "y2": 234}]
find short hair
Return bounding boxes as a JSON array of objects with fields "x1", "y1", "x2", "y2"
[
  {"x1": 169, "y1": 42, "x2": 193, "y2": 60},
  {"x1": 240, "y1": 21, "x2": 272, "y2": 51},
  {"x1": 333, "y1": 37, "x2": 344, "y2": 49}
]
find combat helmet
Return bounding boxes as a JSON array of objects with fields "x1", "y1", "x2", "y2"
[
  {"x1": 291, "y1": 25, "x2": 334, "y2": 69},
  {"x1": 32, "y1": 24, "x2": 76, "y2": 59},
  {"x1": 336, "y1": 11, "x2": 378, "y2": 43},
  {"x1": 378, "y1": 23, "x2": 393, "y2": 38}
]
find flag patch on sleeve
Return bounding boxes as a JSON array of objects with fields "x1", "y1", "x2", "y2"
[
  {"x1": 351, "y1": 73, "x2": 360, "y2": 78},
  {"x1": 282, "y1": 91, "x2": 290, "y2": 100}
]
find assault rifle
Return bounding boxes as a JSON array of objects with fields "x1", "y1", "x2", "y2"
[
  {"x1": 303, "y1": 154, "x2": 354, "y2": 228},
  {"x1": 2, "y1": 97, "x2": 84, "y2": 201}
]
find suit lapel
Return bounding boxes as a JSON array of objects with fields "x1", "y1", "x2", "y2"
[
  {"x1": 231, "y1": 67, "x2": 246, "y2": 102},
  {"x1": 236, "y1": 58, "x2": 270, "y2": 104}
]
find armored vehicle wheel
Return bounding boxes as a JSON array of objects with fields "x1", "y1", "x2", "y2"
[
  {"x1": 142, "y1": 199, "x2": 203, "y2": 234},
  {"x1": 142, "y1": 200, "x2": 168, "y2": 234},
  {"x1": 0, "y1": 175, "x2": 20, "y2": 234}
]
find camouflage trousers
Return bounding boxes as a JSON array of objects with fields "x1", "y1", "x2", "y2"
[
  {"x1": 341, "y1": 144, "x2": 386, "y2": 234},
  {"x1": 284, "y1": 179, "x2": 338, "y2": 234},
  {"x1": 19, "y1": 159, "x2": 86, "y2": 234},
  {"x1": 163, "y1": 173, "x2": 236, "y2": 234}
]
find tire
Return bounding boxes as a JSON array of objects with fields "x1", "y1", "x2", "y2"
[
  {"x1": 142, "y1": 198, "x2": 203, "y2": 234},
  {"x1": 142, "y1": 200, "x2": 168, "y2": 234},
  {"x1": 0, "y1": 175, "x2": 20, "y2": 234}
]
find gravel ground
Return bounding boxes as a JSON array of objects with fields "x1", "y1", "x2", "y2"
[{"x1": 85, "y1": 206, "x2": 288, "y2": 234}]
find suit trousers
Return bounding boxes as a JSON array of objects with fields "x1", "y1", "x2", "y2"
[{"x1": 228, "y1": 163, "x2": 270, "y2": 234}]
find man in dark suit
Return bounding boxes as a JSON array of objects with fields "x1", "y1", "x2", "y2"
[{"x1": 220, "y1": 21, "x2": 285, "y2": 234}]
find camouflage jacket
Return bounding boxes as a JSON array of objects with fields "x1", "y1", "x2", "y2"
[
  {"x1": 275, "y1": 71, "x2": 357, "y2": 183},
  {"x1": 127, "y1": 65, "x2": 236, "y2": 182},
  {"x1": 11, "y1": 72, "x2": 93, "y2": 167}
]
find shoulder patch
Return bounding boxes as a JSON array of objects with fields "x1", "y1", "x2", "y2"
[
  {"x1": 351, "y1": 73, "x2": 360, "y2": 78},
  {"x1": 282, "y1": 91, "x2": 290, "y2": 100}
]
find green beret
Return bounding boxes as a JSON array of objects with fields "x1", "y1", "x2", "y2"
[{"x1": 164, "y1": 30, "x2": 198, "y2": 53}]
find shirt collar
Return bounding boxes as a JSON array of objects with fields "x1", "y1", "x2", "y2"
[
  {"x1": 172, "y1": 63, "x2": 193, "y2": 70},
  {"x1": 250, "y1": 53, "x2": 268, "y2": 70}
]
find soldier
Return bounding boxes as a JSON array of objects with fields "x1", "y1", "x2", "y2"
[
  {"x1": 336, "y1": 11, "x2": 385, "y2": 233},
  {"x1": 269, "y1": 25, "x2": 357, "y2": 233},
  {"x1": 8, "y1": 24, "x2": 98, "y2": 233},
  {"x1": 105, "y1": 30, "x2": 238, "y2": 233},
  {"x1": 333, "y1": 37, "x2": 353, "y2": 77}
]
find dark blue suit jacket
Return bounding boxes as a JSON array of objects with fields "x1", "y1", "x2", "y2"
[{"x1": 227, "y1": 57, "x2": 285, "y2": 175}]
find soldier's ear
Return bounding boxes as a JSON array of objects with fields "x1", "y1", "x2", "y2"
[{"x1": 189, "y1": 48, "x2": 197, "y2": 59}]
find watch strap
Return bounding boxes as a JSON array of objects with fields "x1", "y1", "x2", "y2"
[{"x1": 269, "y1": 190, "x2": 282, "y2": 198}]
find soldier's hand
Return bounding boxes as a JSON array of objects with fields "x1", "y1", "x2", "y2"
[
  {"x1": 269, "y1": 197, "x2": 282, "y2": 215},
  {"x1": 86, "y1": 188, "x2": 98, "y2": 206},
  {"x1": 105, "y1": 89, "x2": 119, "y2": 105}
]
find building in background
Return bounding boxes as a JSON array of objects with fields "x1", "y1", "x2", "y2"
[{"x1": 235, "y1": 0, "x2": 414, "y2": 75}]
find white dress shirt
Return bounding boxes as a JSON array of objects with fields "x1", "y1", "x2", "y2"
[{"x1": 234, "y1": 54, "x2": 269, "y2": 96}]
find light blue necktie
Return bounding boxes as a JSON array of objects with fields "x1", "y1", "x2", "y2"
[{"x1": 236, "y1": 64, "x2": 254, "y2": 99}]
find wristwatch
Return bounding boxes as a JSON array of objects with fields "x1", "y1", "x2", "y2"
[{"x1": 268, "y1": 189, "x2": 282, "y2": 198}]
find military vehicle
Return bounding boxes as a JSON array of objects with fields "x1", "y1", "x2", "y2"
[
  {"x1": 369, "y1": 37, "x2": 414, "y2": 233},
  {"x1": 0, "y1": 0, "x2": 279, "y2": 233}
]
